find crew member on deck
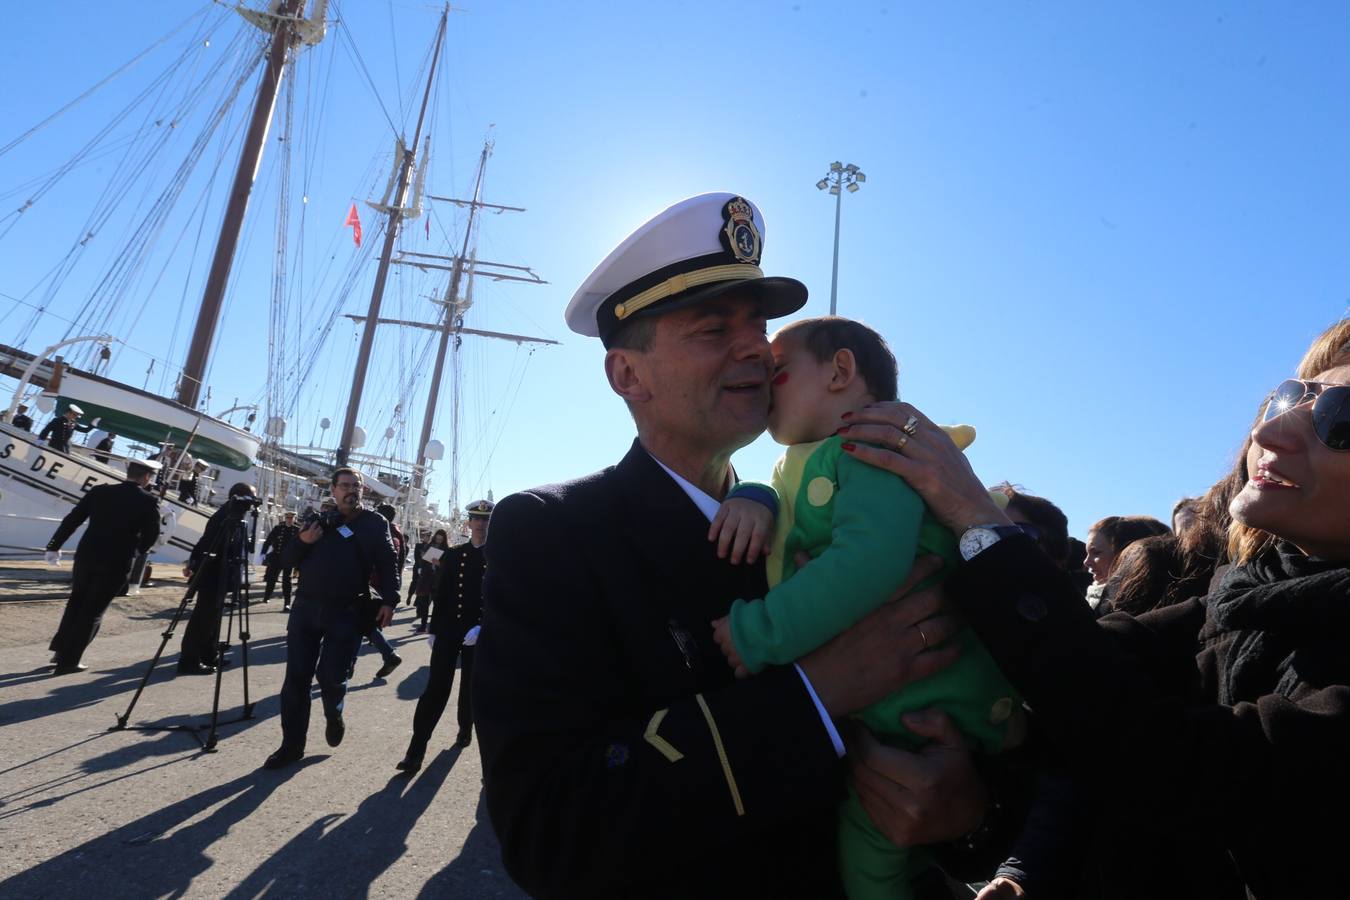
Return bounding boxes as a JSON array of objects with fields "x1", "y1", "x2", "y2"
[
  {"x1": 39, "y1": 404, "x2": 93, "y2": 453},
  {"x1": 10, "y1": 403, "x2": 34, "y2": 431}
]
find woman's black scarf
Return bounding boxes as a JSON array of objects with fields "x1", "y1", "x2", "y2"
[{"x1": 1201, "y1": 542, "x2": 1350, "y2": 705}]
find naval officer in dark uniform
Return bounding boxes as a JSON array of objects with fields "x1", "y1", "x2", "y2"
[
  {"x1": 38, "y1": 404, "x2": 94, "y2": 453},
  {"x1": 395, "y1": 499, "x2": 492, "y2": 773},
  {"x1": 260, "y1": 510, "x2": 300, "y2": 608},
  {"x1": 46, "y1": 458, "x2": 162, "y2": 673},
  {"x1": 472, "y1": 194, "x2": 976, "y2": 900}
]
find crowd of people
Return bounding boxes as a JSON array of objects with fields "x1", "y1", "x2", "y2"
[{"x1": 25, "y1": 189, "x2": 1350, "y2": 899}]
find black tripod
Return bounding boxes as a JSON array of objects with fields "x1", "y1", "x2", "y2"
[{"x1": 113, "y1": 499, "x2": 260, "y2": 751}]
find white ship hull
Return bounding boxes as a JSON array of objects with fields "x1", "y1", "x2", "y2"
[{"x1": 0, "y1": 423, "x2": 208, "y2": 563}]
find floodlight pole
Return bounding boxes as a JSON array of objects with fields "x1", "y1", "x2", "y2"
[
  {"x1": 829, "y1": 186, "x2": 843, "y2": 316},
  {"x1": 817, "y1": 161, "x2": 865, "y2": 317}
]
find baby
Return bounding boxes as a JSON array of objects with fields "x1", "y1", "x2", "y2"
[{"x1": 710, "y1": 315, "x2": 1020, "y2": 900}]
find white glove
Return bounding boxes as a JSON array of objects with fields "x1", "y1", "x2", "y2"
[
  {"x1": 90, "y1": 417, "x2": 102, "y2": 427},
  {"x1": 426, "y1": 634, "x2": 436, "y2": 649},
  {"x1": 462, "y1": 624, "x2": 481, "y2": 647},
  {"x1": 45, "y1": 550, "x2": 61, "y2": 566}
]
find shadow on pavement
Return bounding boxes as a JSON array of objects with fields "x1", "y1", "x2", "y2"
[
  {"x1": 0, "y1": 763, "x2": 310, "y2": 899},
  {"x1": 418, "y1": 789, "x2": 527, "y2": 899},
  {"x1": 0, "y1": 634, "x2": 289, "y2": 729},
  {"x1": 222, "y1": 746, "x2": 466, "y2": 898}
]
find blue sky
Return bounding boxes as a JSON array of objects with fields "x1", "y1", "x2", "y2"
[{"x1": 3, "y1": 1, "x2": 1348, "y2": 540}]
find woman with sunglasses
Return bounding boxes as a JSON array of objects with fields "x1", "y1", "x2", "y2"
[{"x1": 835, "y1": 318, "x2": 1350, "y2": 899}]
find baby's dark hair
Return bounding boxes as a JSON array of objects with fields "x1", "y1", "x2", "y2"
[{"x1": 774, "y1": 316, "x2": 898, "y2": 401}]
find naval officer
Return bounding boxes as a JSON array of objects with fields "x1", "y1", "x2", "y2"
[
  {"x1": 472, "y1": 194, "x2": 977, "y2": 899},
  {"x1": 46, "y1": 458, "x2": 162, "y2": 673},
  {"x1": 395, "y1": 498, "x2": 492, "y2": 773},
  {"x1": 38, "y1": 404, "x2": 94, "y2": 453}
]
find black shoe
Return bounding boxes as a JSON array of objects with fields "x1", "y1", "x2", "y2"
[
  {"x1": 374, "y1": 654, "x2": 403, "y2": 679},
  {"x1": 413, "y1": 623, "x2": 427, "y2": 634},
  {"x1": 455, "y1": 729, "x2": 472, "y2": 747},
  {"x1": 53, "y1": 662, "x2": 89, "y2": 675},
  {"x1": 325, "y1": 714, "x2": 345, "y2": 748},
  {"x1": 395, "y1": 741, "x2": 426, "y2": 773},
  {"x1": 283, "y1": 604, "x2": 291, "y2": 613},
  {"x1": 176, "y1": 662, "x2": 215, "y2": 676},
  {"x1": 263, "y1": 745, "x2": 304, "y2": 770}
]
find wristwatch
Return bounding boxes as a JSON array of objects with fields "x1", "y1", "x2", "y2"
[{"x1": 958, "y1": 524, "x2": 1025, "y2": 561}]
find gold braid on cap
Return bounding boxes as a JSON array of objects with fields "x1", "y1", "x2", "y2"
[{"x1": 613, "y1": 263, "x2": 764, "y2": 321}]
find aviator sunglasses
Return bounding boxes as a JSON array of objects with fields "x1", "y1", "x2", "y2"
[{"x1": 1261, "y1": 379, "x2": 1350, "y2": 451}]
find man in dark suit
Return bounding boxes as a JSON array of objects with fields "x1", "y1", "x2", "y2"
[
  {"x1": 473, "y1": 194, "x2": 977, "y2": 900},
  {"x1": 46, "y1": 459, "x2": 162, "y2": 673},
  {"x1": 38, "y1": 404, "x2": 93, "y2": 453},
  {"x1": 396, "y1": 499, "x2": 492, "y2": 772}
]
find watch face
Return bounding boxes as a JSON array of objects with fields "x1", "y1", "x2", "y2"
[{"x1": 959, "y1": 527, "x2": 999, "y2": 561}]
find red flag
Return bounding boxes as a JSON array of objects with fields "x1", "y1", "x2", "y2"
[{"x1": 345, "y1": 202, "x2": 362, "y2": 247}]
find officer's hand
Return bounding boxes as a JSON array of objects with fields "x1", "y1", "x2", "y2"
[
  {"x1": 376, "y1": 604, "x2": 394, "y2": 629},
  {"x1": 298, "y1": 521, "x2": 323, "y2": 544},
  {"x1": 45, "y1": 550, "x2": 61, "y2": 566},
  {"x1": 846, "y1": 710, "x2": 988, "y2": 846},
  {"x1": 976, "y1": 877, "x2": 1027, "y2": 899}
]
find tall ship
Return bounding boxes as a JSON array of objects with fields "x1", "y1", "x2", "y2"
[{"x1": 0, "y1": 1, "x2": 552, "y2": 562}]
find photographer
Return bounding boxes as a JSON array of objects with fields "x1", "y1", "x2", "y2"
[
  {"x1": 263, "y1": 467, "x2": 399, "y2": 770},
  {"x1": 179, "y1": 482, "x2": 257, "y2": 675}
]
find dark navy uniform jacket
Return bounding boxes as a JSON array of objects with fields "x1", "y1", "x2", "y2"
[
  {"x1": 474, "y1": 440, "x2": 846, "y2": 900},
  {"x1": 38, "y1": 416, "x2": 92, "y2": 453},
  {"x1": 284, "y1": 508, "x2": 399, "y2": 609},
  {"x1": 47, "y1": 480, "x2": 160, "y2": 567},
  {"x1": 430, "y1": 541, "x2": 485, "y2": 640},
  {"x1": 261, "y1": 523, "x2": 300, "y2": 563}
]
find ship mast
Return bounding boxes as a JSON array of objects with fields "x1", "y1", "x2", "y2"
[
  {"x1": 411, "y1": 140, "x2": 490, "y2": 491},
  {"x1": 176, "y1": 0, "x2": 316, "y2": 410},
  {"x1": 336, "y1": 7, "x2": 449, "y2": 465}
]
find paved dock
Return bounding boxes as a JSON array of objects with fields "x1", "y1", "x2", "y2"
[{"x1": 0, "y1": 563, "x2": 526, "y2": 899}]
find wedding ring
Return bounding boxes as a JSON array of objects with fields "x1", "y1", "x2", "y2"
[
  {"x1": 902, "y1": 415, "x2": 919, "y2": 436},
  {"x1": 915, "y1": 622, "x2": 930, "y2": 650},
  {"x1": 895, "y1": 434, "x2": 910, "y2": 452}
]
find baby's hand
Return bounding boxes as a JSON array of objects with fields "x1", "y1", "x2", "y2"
[
  {"x1": 708, "y1": 497, "x2": 773, "y2": 565},
  {"x1": 711, "y1": 616, "x2": 749, "y2": 678}
]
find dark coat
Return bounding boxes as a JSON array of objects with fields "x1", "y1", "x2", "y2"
[
  {"x1": 430, "y1": 541, "x2": 485, "y2": 640},
  {"x1": 38, "y1": 416, "x2": 92, "y2": 453},
  {"x1": 474, "y1": 440, "x2": 846, "y2": 900},
  {"x1": 284, "y1": 508, "x2": 399, "y2": 609},
  {"x1": 950, "y1": 534, "x2": 1350, "y2": 900},
  {"x1": 46, "y1": 480, "x2": 160, "y2": 567},
  {"x1": 12, "y1": 412, "x2": 33, "y2": 431},
  {"x1": 187, "y1": 504, "x2": 249, "y2": 593}
]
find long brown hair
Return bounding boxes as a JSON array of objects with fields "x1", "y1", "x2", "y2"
[{"x1": 1228, "y1": 319, "x2": 1350, "y2": 564}]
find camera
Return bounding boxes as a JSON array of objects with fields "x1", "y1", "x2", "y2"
[
  {"x1": 229, "y1": 494, "x2": 263, "y2": 510},
  {"x1": 304, "y1": 509, "x2": 343, "y2": 532}
]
